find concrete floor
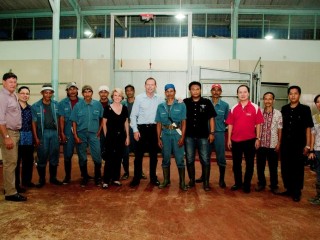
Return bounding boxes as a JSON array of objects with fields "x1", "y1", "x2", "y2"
[{"x1": 0, "y1": 154, "x2": 320, "y2": 240}]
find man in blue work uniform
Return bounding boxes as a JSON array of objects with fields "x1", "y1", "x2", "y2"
[
  {"x1": 31, "y1": 83, "x2": 62, "y2": 188},
  {"x1": 156, "y1": 84, "x2": 187, "y2": 191},
  {"x1": 59, "y1": 82, "x2": 83, "y2": 184},
  {"x1": 70, "y1": 85, "x2": 104, "y2": 187},
  {"x1": 196, "y1": 84, "x2": 229, "y2": 188}
]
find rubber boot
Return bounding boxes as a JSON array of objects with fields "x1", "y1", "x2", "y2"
[
  {"x1": 219, "y1": 166, "x2": 226, "y2": 188},
  {"x1": 187, "y1": 163, "x2": 195, "y2": 188},
  {"x1": 203, "y1": 165, "x2": 211, "y2": 191},
  {"x1": 35, "y1": 166, "x2": 46, "y2": 188},
  {"x1": 94, "y1": 163, "x2": 102, "y2": 186},
  {"x1": 49, "y1": 165, "x2": 63, "y2": 185},
  {"x1": 80, "y1": 165, "x2": 89, "y2": 187},
  {"x1": 178, "y1": 168, "x2": 188, "y2": 191},
  {"x1": 195, "y1": 164, "x2": 204, "y2": 183},
  {"x1": 63, "y1": 159, "x2": 72, "y2": 184},
  {"x1": 159, "y1": 167, "x2": 170, "y2": 189}
]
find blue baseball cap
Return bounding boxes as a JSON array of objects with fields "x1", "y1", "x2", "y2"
[{"x1": 164, "y1": 84, "x2": 175, "y2": 91}]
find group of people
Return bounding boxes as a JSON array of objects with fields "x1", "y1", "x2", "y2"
[{"x1": 1, "y1": 73, "x2": 319, "y2": 205}]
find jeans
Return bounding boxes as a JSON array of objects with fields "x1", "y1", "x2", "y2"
[
  {"x1": 161, "y1": 131, "x2": 185, "y2": 168},
  {"x1": 209, "y1": 131, "x2": 226, "y2": 167},
  {"x1": 231, "y1": 138, "x2": 256, "y2": 188},
  {"x1": 185, "y1": 137, "x2": 210, "y2": 166},
  {"x1": 256, "y1": 147, "x2": 279, "y2": 189}
]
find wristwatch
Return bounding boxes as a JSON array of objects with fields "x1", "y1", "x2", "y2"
[
  {"x1": 305, "y1": 146, "x2": 311, "y2": 149},
  {"x1": 256, "y1": 137, "x2": 261, "y2": 140}
]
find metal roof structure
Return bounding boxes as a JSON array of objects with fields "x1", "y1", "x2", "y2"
[{"x1": 1, "y1": 0, "x2": 320, "y2": 17}]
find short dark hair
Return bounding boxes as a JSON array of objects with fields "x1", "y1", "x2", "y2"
[
  {"x1": 3, "y1": 72, "x2": 17, "y2": 81},
  {"x1": 188, "y1": 81, "x2": 201, "y2": 90},
  {"x1": 145, "y1": 77, "x2": 156, "y2": 85},
  {"x1": 263, "y1": 91, "x2": 275, "y2": 99},
  {"x1": 288, "y1": 85, "x2": 301, "y2": 95},
  {"x1": 314, "y1": 94, "x2": 320, "y2": 104},
  {"x1": 125, "y1": 84, "x2": 135, "y2": 91},
  {"x1": 237, "y1": 84, "x2": 250, "y2": 94},
  {"x1": 18, "y1": 86, "x2": 30, "y2": 93}
]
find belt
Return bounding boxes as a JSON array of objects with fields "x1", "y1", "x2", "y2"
[
  {"x1": 138, "y1": 124, "x2": 156, "y2": 128},
  {"x1": 162, "y1": 125, "x2": 179, "y2": 130},
  {"x1": 7, "y1": 128, "x2": 20, "y2": 132}
]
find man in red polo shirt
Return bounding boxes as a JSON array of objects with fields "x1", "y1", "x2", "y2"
[{"x1": 226, "y1": 84, "x2": 264, "y2": 193}]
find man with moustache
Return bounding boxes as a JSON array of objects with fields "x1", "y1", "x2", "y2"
[
  {"x1": 255, "y1": 92, "x2": 282, "y2": 194},
  {"x1": 59, "y1": 82, "x2": 83, "y2": 184}
]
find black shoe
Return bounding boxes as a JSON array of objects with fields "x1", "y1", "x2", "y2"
[
  {"x1": 292, "y1": 195, "x2": 301, "y2": 202},
  {"x1": 243, "y1": 186, "x2": 251, "y2": 193},
  {"x1": 187, "y1": 180, "x2": 195, "y2": 188},
  {"x1": 62, "y1": 177, "x2": 71, "y2": 185},
  {"x1": 231, "y1": 184, "x2": 241, "y2": 191},
  {"x1": 80, "y1": 178, "x2": 88, "y2": 187},
  {"x1": 50, "y1": 178, "x2": 63, "y2": 185},
  {"x1": 16, "y1": 186, "x2": 26, "y2": 193},
  {"x1": 150, "y1": 179, "x2": 160, "y2": 186},
  {"x1": 121, "y1": 173, "x2": 129, "y2": 180},
  {"x1": 94, "y1": 178, "x2": 101, "y2": 186},
  {"x1": 5, "y1": 193, "x2": 27, "y2": 202},
  {"x1": 255, "y1": 185, "x2": 265, "y2": 192},
  {"x1": 129, "y1": 179, "x2": 140, "y2": 187},
  {"x1": 219, "y1": 180, "x2": 226, "y2": 189},
  {"x1": 141, "y1": 172, "x2": 147, "y2": 180},
  {"x1": 203, "y1": 184, "x2": 211, "y2": 192}
]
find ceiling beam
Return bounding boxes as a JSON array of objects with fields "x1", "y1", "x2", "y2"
[{"x1": 1, "y1": 6, "x2": 319, "y2": 19}]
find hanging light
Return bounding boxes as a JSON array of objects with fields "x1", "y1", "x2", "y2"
[
  {"x1": 175, "y1": 0, "x2": 185, "y2": 20},
  {"x1": 264, "y1": 20, "x2": 273, "y2": 40}
]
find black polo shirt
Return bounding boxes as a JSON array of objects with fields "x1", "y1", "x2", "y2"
[
  {"x1": 184, "y1": 97, "x2": 217, "y2": 138},
  {"x1": 281, "y1": 102, "x2": 313, "y2": 148}
]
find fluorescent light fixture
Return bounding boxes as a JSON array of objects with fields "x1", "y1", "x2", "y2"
[
  {"x1": 175, "y1": 0, "x2": 185, "y2": 20},
  {"x1": 175, "y1": 13, "x2": 186, "y2": 19},
  {"x1": 265, "y1": 34, "x2": 273, "y2": 40},
  {"x1": 84, "y1": 30, "x2": 92, "y2": 36}
]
